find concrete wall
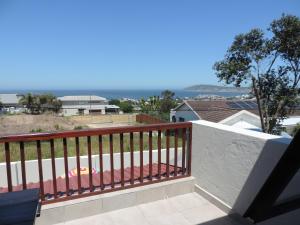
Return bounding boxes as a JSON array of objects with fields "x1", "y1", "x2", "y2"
[
  {"x1": 0, "y1": 148, "x2": 182, "y2": 187},
  {"x1": 191, "y1": 120, "x2": 299, "y2": 216}
]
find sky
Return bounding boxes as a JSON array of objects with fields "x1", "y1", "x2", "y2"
[{"x1": 0, "y1": 0, "x2": 299, "y2": 90}]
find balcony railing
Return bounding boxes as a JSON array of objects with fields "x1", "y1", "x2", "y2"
[{"x1": 0, "y1": 122, "x2": 192, "y2": 204}]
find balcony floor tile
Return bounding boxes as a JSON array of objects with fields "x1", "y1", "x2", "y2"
[{"x1": 58, "y1": 193, "x2": 246, "y2": 225}]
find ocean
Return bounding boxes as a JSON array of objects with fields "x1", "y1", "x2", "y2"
[{"x1": 0, "y1": 89, "x2": 247, "y2": 100}]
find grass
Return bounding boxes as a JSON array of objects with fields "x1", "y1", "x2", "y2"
[{"x1": 0, "y1": 132, "x2": 183, "y2": 162}]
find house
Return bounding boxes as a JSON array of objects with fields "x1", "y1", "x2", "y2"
[
  {"x1": 170, "y1": 100, "x2": 261, "y2": 130},
  {"x1": 171, "y1": 100, "x2": 300, "y2": 133},
  {"x1": 58, "y1": 95, "x2": 120, "y2": 116},
  {"x1": 0, "y1": 93, "x2": 24, "y2": 113}
]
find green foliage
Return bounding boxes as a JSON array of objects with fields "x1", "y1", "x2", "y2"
[
  {"x1": 160, "y1": 90, "x2": 176, "y2": 114},
  {"x1": 109, "y1": 99, "x2": 121, "y2": 105},
  {"x1": 140, "y1": 96, "x2": 160, "y2": 113},
  {"x1": 74, "y1": 125, "x2": 83, "y2": 130},
  {"x1": 139, "y1": 90, "x2": 176, "y2": 122},
  {"x1": 30, "y1": 128, "x2": 44, "y2": 133},
  {"x1": 119, "y1": 101, "x2": 134, "y2": 113},
  {"x1": 214, "y1": 14, "x2": 300, "y2": 134},
  {"x1": 19, "y1": 93, "x2": 62, "y2": 115},
  {"x1": 108, "y1": 99, "x2": 133, "y2": 113}
]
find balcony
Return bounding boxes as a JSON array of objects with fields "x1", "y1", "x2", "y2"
[{"x1": 0, "y1": 121, "x2": 299, "y2": 225}]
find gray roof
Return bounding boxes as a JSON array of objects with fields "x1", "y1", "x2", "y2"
[
  {"x1": 0, "y1": 94, "x2": 22, "y2": 104},
  {"x1": 61, "y1": 104, "x2": 119, "y2": 110},
  {"x1": 58, "y1": 95, "x2": 107, "y2": 102}
]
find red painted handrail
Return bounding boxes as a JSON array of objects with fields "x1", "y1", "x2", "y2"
[{"x1": 1, "y1": 122, "x2": 193, "y2": 204}]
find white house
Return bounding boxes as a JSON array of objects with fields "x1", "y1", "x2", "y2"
[
  {"x1": 171, "y1": 100, "x2": 261, "y2": 130},
  {"x1": 58, "y1": 95, "x2": 120, "y2": 116},
  {"x1": 171, "y1": 100, "x2": 300, "y2": 133},
  {"x1": 0, "y1": 93, "x2": 24, "y2": 113}
]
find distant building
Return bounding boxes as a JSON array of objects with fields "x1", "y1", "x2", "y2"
[
  {"x1": 0, "y1": 94, "x2": 24, "y2": 113},
  {"x1": 170, "y1": 100, "x2": 261, "y2": 130},
  {"x1": 171, "y1": 100, "x2": 300, "y2": 133},
  {"x1": 58, "y1": 95, "x2": 120, "y2": 116}
]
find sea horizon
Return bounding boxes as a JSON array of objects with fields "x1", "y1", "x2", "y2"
[{"x1": 0, "y1": 89, "x2": 248, "y2": 100}]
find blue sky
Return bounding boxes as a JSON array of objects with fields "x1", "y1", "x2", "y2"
[{"x1": 0, "y1": 0, "x2": 299, "y2": 90}]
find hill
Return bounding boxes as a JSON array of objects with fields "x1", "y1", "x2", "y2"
[{"x1": 184, "y1": 84, "x2": 250, "y2": 93}]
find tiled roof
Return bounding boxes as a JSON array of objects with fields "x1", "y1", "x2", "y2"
[{"x1": 185, "y1": 100, "x2": 259, "y2": 123}]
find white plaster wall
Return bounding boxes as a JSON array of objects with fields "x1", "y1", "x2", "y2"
[
  {"x1": 62, "y1": 108, "x2": 78, "y2": 116},
  {"x1": 191, "y1": 120, "x2": 292, "y2": 215}
]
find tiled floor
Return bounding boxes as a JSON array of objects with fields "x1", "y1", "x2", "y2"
[{"x1": 56, "y1": 193, "x2": 246, "y2": 225}]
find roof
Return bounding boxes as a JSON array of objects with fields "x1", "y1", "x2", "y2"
[
  {"x1": 58, "y1": 95, "x2": 107, "y2": 102},
  {"x1": 61, "y1": 104, "x2": 119, "y2": 110},
  {"x1": 282, "y1": 117, "x2": 300, "y2": 126},
  {"x1": 0, "y1": 94, "x2": 22, "y2": 104},
  {"x1": 182, "y1": 100, "x2": 259, "y2": 123},
  {"x1": 231, "y1": 121, "x2": 261, "y2": 131}
]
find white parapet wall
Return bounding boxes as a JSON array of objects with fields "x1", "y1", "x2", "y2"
[
  {"x1": 0, "y1": 148, "x2": 182, "y2": 187},
  {"x1": 191, "y1": 120, "x2": 299, "y2": 217}
]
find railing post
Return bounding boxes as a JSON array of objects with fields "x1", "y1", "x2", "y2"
[
  {"x1": 120, "y1": 133, "x2": 125, "y2": 187},
  {"x1": 98, "y1": 136, "x2": 104, "y2": 190},
  {"x1": 139, "y1": 132, "x2": 144, "y2": 183},
  {"x1": 19, "y1": 141, "x2": 27, "y2": 190},
  {"x1": 50, "y1": 139, "x2": 58, "y2": 198},
  {"x1": 149, "y1": 131, "x2": 152, "y2": 180},
  {"x1": 130, "y1": 132, "x2": 134, "y2": 184},
  {"x1": 75, "y1": 137, "x2": 82, "y2": 194},
  {"x1": 37, "y1": 140, "x2": 45, "y2": 201},
  {"x1": 5, "y1": 143, "x2": 12, "y2": 192},
  {"x1": 181, "y1": 128, "x2": 186, "y2": 175},
  {"x1": 174, "y1": 129, "x2": 178, "y2": 177},
  {"x1": 187, "y1": 127, "x2": 192, "y2": 176},
  {"x1": 63, "y1": 138, "x2": 70, "y2": 196},
  {"x1": 166, "y1": 130, "x2": 170, "y2": 178},
  {"x1": 109, "y1": 134, "x2": 115, "y2": 188},
  {"x1": 158, "y1": 130, "x2": 162, "y2": 179},
  {"x1": 87, "y1": 136, "x2": 93, "y2": 192}
]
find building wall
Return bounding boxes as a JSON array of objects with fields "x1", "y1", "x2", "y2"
[
  {"x1": 171, "y1": 104, "x2": 199, "y2": 122},
  {"x1": 191, "y1": 120, "x2": 298, "y2": 217},
  {"x1": 62, "y1": 108, "x2": 80, "y2": 116}
]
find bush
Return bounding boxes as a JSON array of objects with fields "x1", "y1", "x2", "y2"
[
  {"x1": 74, "y1": 126, "x2": 83, "y2": 130},
  {"x1": 30, "y1": 128, "x2": 44, "y2": 133}
]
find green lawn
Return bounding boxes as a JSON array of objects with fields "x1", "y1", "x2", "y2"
[{"x1": 0, "y1": 132, "x2": 183, "y2": 162}]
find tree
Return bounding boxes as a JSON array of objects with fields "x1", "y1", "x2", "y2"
[
  {"x1": 140, "y1": 96, "x2": 160, "y2": 113},
  {"x1": 19, "y1": 93, "x2": 62, "y2": 114},
  {"x1": 109, "y1": 99, "x2": 121, "y2": 105},
  {"x1": 160, "y1": 90, "x2": 176, "y2": 114},
  {"x1": 119, "y1": 101, "x2": 134, "y2": 113},
  {"x1": 214, "y1": 14, "x2": 300, "y2": 134},
  {"x1": 19, "y1": 93, "x2": 37, "y2": 114}
]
